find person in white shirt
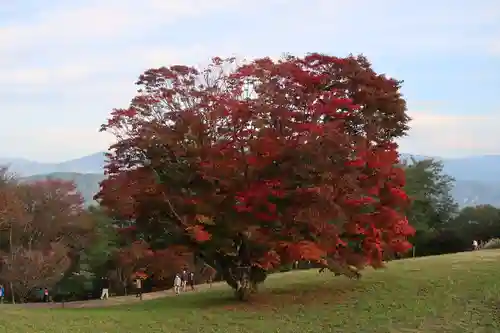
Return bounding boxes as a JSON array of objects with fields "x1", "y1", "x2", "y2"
[
  {"x1": 173, "y1": 274, "x2": 182, "y2": 295},
  {"x1": 472, "y1": 239, "x2": 479, "y2": 250}
]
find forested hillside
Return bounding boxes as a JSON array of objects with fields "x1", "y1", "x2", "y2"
[{"x1": 22, "y1": 172, "x2": 105, "y2": 205}]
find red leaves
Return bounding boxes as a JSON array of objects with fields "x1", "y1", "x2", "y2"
[
  {"x1": 148, "y1": 246, "x2": 193, "y2": 280},
  {"x1": 114, "y1": 242, "x2": 193, "y2": 281},
  {"x1": 389, "y1": 240, "x2": 413, "y2": 253},
  {"x1": 344, "y1": 222, "x2": 366, "y2": 235},
  {"x1": 294, "y1": 241, "x2": 327, "y2": 261},
  {"x1": 0, "y1": 172, "x2": 93, "y2": 298},
  {"x1": 277, "y1": 241, "x2": 327, "y2": 263},
  {"x1": 111, "y1": 107, "x2": 137, "y2": 118},
  {"x1": 0, "y1": 185, "x2": 25, "y2": 228},
  {"x1": 246, "y1": 155, "x2": 259, "y2": 165},
  {"x1": 254, "y1": 250, "x2": 280, "y2": 270},
  {"x1": 98, "y1": 52, "x2": 412, "y2": 275},
  {"x1": 344, "y1": 196, "x2": 376, "y2": 207},
  {"x1": 295, "y1": 123, "x2": 324, "y2": 134},
  {"x1": 303, "y1": 53, "x2": 347, "y2": 67},
  {"x1": 116, "y1": 240, "x2": 151, "y2": 265},
  {"x1": 188, "y1": 225, "x2": 211, "y2": 243},
  {"x1": 233, "y1": 180, "x2": 284, "y2": 221},
  {"x1": 345, "y1": 158, "x2": 365, "y2": 168},
  {"x1": 389, "y1": 187, "x2": 409, "y2": 201},
  {"x1": 0, "y1": 242, "x2": 71, "y2": 300},
  {"x1": 5, "y1": 178, "x2": 91, "y2": 244}
]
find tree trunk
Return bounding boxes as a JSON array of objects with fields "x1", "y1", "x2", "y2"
[
  {"x1": 9, "y1": 282, "x2": 15, "y2": 304},
  {"x1": 319, "y1": 257, "x2": 361, "y2": 279},
  {"x1": 8, "y1": 227, "x2": 15, "y2": 304},
  {"x1": 199, "y1": 236, "x2": 268, "y2": 301},
  {"x1": 212, "y1": 252, "x2": 267, "y2": 301},
  {"x1": 220, "y1": 264, "x2": 267, "y2": 301}
]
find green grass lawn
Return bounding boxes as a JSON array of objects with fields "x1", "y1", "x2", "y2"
[{"x1": 1, "y1": 250, "x2": 500, "y2": 333}]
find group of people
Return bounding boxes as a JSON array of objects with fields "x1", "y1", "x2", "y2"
[
  {"x1": 99, "y1": 275, "x2": 143, "y2": 300},
  {"x1": 0, "y1": 285, "x2": 49, "y2": 303},
  {"x1": 173, "y1": 269, "x2": 195, "y2": 295},
  {"x1": 99, "y1": 269, "x2": 196, "y2": 300},
  {"x1": 0, "y1": 270, "x2": 199, "y2": 303}
]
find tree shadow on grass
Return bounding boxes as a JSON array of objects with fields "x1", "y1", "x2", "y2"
[
  {"x1": 128, "y1": 288, "x2": 238, "y2": 312},
  {"x1": 89, "y1": 277, "x2": 378, "y2": 314},
  {"x1": 185, "y1": 279, "x2": 377, "y2": 313}
]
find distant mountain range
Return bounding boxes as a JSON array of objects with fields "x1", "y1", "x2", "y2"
[
  {"x1": 0, "y1": 152, "x2": 106, "y2": 176},
  {"x1": 399, "y1": 154, "x2": 500, "y2": 183},
  {"x1": 2, "y1": 152, "x2": 500, "y2": 207}
]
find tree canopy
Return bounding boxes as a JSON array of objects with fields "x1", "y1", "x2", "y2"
[
  {"x1": 96, "y1": 53, "x2": 414, "y2": 300},
  {"x1": 0, "y1": 168, "x2": 95, "y2": 302},
  {"x1": 403, "y1": 158, "x2": 458, "y2": 232}
]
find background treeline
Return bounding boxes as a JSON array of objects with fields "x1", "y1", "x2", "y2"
[
  {"x1": 0, "y1": 157, "x2": 497, "y2": 303},
  {"x1": 403, "y1": 158, "x2": 500, "y2": 257}
]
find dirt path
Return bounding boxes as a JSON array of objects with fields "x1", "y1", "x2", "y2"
[{"x1": 16, "y1": 283, "x2": 221, "y2": 309}]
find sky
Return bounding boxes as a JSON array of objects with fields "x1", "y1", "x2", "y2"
[{"x1": 0, "y1": 0, "x2": 499, "y2": 162}]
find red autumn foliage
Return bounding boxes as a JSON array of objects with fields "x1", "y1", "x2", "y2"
[
  {"x1": 0, "y1": 242, "x2": 71, "y2": 302},
  {"x1": 147, "y1": 246, "x2": 194, "y2": 280},
  {"x1": 113, "y1": 240, "x2": 193, "y2": 283},
  {"x1": 188, "y1": 225, "x2": 212, "y2": 242},
  {"x1": 133, "y1": 271, "x2": 148, "y2": 280},
  {"x1": 97, "y1": 53, "x2": 413, "y2": 287},
  {"x1": 0, "y1": 171, "x2": 92, "y2": 301}
]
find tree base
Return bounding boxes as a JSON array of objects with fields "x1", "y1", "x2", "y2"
[
  {"x1": 230, "y1": 267, "x2": 264, "y2": 301},
  {"x1": 319, "y1": 258, "x2": 362, "y2": 279}
]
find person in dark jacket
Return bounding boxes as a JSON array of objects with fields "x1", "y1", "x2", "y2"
[
  {"x1": 188, "y1": 272, "x2": 195, "y2": 291},
  {"x1": 100, "y1": 277, "x2": 110, "y2": 300},
  {"x1": 181, "y1": 269, "x2": 188, "y2": 291},
  {"x1": 43, "y1": 287, "x2": 49, "y2": 302}
]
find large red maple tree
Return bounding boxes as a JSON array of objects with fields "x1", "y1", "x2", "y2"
[{"x1": 97, "y1": 53, "x2": 414, "y2": 300}]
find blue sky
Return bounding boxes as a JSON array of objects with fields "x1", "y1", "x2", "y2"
[{"x1": 0, "y1": 0, "x2": 498, "y2": 162}]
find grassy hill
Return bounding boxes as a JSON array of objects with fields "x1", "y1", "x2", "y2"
[
  {"x1": 22, "y1": 172, "x2": 105, "y2": 205},
  {"x1": 1, "y1": 250, "x2": 499, "y2": 332}
]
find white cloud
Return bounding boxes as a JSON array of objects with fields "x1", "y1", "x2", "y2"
[
  {"x1": 398, "y1": 111, "x2": 500, "y2": 157},
  {"x1": 0, "y1": 65, "x2": 94, "y2": 86},
  {"x1": 0, "y1": 0, "x2": 252, "y2": 52},
  {"x1": 0, "y1": 128, "x2": 115, "y2": 162},
  {"x1": 0, "y1": 0, "x2": 498, "y2": 161},
  {"x1": 1, "y1": 0, "x2": 497, "y2": 85}
]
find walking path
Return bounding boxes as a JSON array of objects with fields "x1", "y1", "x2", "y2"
[{"x1": 16, "y1": 283, "x2": 220, "y2": 309}]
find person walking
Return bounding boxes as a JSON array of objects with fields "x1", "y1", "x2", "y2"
[
  {"x1": 188, "y1": 272, "x2": 195, "y2": 291},
  {"x1": 181, "y1": 269, "x2": 188, "y2": 292},
  {"x1": 43, "y1": 287, "x2": 49, "y2": 302},
  {"x1": 173, "y1": 273, "x2": 182, "y2": 295},
  {"x1": 100, "y1": 277, "x2": 110, "y2": 300},
  {"x1": 472, "y1": 239, "x2": 479, "y2": 251},
  {"x1": 0, "y1": 284, "x2": 4, "y2": 304},
  {"x1": 135, "y1": 277, "x2": 143, "y2": 299}
]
